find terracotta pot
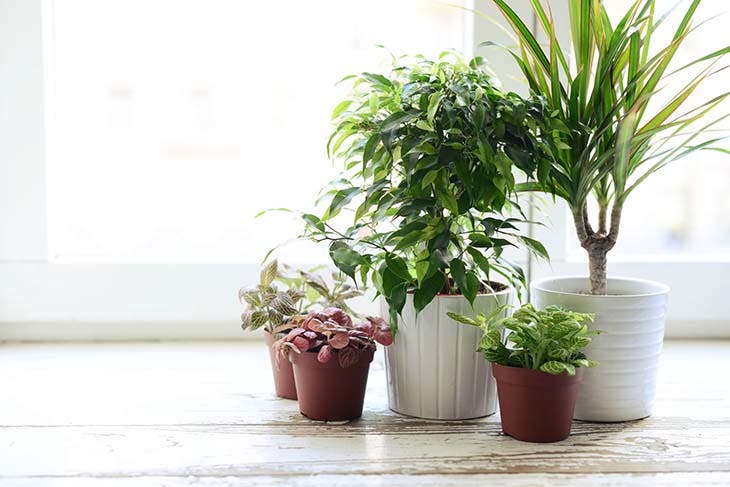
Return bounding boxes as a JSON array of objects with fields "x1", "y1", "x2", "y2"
[
  {"x1": 493, "y1": 364, "x2": 584, "y2": 443},
  {"x1": 290, "y1": 348, "x2": 374, "y2": 421},
  {"x1": 264, "y1": 332, "x2": 297, "y2": 400}
]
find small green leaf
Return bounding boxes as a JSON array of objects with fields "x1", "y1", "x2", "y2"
[
  {"x1": 415, "y1": 119, "x2": 435, "y2": 132},
  {"x1": 414, "y1": 271, "x2": 445, "y2": 311},
  {"x1": 260, "y1": 260, "x2": 278, "y2": 287},
  {"x1": 385, "y1": 254, "x2": 412, "y2": 281},
  {"x1": 427, "y1": 92, "x2": 444, "y2": 124},
  {"x1": 446, "y1": 312, "x2": 479, "y2": 327},
  {"x1": 540, "y1": 361, "x2": 576, "y2": 376},
  {"x1": 331, "y1": 99, "x2": 352, "y2": 119}
]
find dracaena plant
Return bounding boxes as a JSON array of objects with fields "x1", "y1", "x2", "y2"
[
  {"x1": 487, "y1": 0, "x2": 730, "y2": 294},
  {"x1": 448, "y1": 304, "x2": 597, "y2": 375},
  {"x1": 274, "y1": 307, "x2": 393, "y2": 368},
  {"x1": 302, "y1": 52, "x2": 552, "y2": 328},
  {"x1": 239, "y1": 260, "x2": 362, "y2": 334}
]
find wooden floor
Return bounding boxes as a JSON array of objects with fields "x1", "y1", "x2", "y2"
[{"x1": 1, "y1": 340, "x2": 729, "y2": 486}]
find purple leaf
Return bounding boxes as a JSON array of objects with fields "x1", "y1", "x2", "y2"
[
  {"x1": 317, "y1": 345, "x2": 333, "y2": 363},
  {"x1": 329, "y1": 331, "x2": 350, "y2": 350},
  {"x1": 291, "y1": 335, "x2": 311, "y2": 353},
  {"x1": 338, "y1": 347, "x2": 360, "y2": 368},
  {"x1": 367, "y1": 316, "x2": 393, "y2": 346},
  {"x1": 285, "y1": 327, "x2": 307, "y2": 340},
  {"x1": 322, "y1": 307, "x2": 352, "y2": 327}
]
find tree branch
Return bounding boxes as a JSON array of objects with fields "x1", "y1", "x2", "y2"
[
  {"x1": 572, "y1": 206, "x2": 592, "y2": 248},
  {"x1": 582, "y1": 203, "x2": 595, "y2": 236},
  {"x1": 598, "y1": 203, "x2": 607, "y2": 235},
  {"x1": 607, "y1": 203, "x2": 623, "y2": 244}
]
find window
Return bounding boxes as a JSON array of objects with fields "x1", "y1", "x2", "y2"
[
  {"x1": 0, "y1": 0, "x2": 726, "y2": 339},
  {"x1": 46, "y1": 0, "x2": 468, "y2": 263}
]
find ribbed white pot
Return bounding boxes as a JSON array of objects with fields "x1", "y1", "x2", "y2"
[
  {"x1": 382, "y1": 289, "x2": 514, "y2": 420},
  {"x1": 531, "y1": 276, "x2": 669, "y2": 422}
]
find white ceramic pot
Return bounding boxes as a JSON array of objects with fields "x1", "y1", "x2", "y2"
[
  {"x1": 382, "y1": 289, "x2": 514, "y2": 420},
  {"x1": 531, "y1": 276, "x2": 669, "y2": 422}
]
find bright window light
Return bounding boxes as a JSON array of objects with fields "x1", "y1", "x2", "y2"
[{"x1": 46, "y1": 0, "x2": 467, "y2": 263}]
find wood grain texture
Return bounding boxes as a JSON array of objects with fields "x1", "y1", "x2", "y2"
[{"x1": 1, "y1": 340, "x2": 729, "y2": 486}]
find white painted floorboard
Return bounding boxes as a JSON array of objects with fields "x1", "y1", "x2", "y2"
[{"x1": 1, "y1": 340, "x2": 729, "y2": 486}]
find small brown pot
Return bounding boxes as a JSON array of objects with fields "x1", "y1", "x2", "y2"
[
  {"x1": 290, "y1": 348, "x2": 374, "y2": 421},
  {"x1": 493, "y1": 364, "x2": 584, "y2": 443},
  {"x1": 264, "y1": 332, "x2": 297, "y2": 400}
]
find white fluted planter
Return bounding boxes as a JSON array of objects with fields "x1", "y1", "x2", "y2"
[
  {"x1": 382, "y1": 289, "x2": 514, "y2": 420},
  {"x1": 531, "y1": 276, "x2": 669, "y2": 422}
]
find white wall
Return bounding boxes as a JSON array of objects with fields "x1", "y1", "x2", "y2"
[{"x1": 0, "y1": 0, "x2": 47, "y2": 260}]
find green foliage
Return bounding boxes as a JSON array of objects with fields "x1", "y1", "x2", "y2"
[
  {"x1": 276, "y1": 264, "x2": 363, "y2": 317},
  {"x1": 488, "y1": 0, "x2": 730, "y2": 293},
  {"x1": 447, "y1": 303, "x2": 598, "y2": 375},
  {"x1": 303, "y1": 52, "x2": 553, "y2": 329},
  {"x1": 239, "y1": 260, "x2": 362, "y2": 334}
]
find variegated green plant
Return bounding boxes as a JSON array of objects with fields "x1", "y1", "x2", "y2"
[
  {"x1": 486, "y1": 0, "x2": 730, "y2": 294},
  {"x1": 240, "y1": 260, "x2": 304, "y2": 334},
  {"x1": 276, "y1": 265, "x2": 363, "y2": 317},
  {"x1": 448, "y1": 303, "x2": 597, "y2": 375},
  {"x1": 239, "y1": 260, "x2": 364, "y2": 334}
]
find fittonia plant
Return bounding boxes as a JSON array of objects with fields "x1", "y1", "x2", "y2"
[
  {"x1": 449, "y1": 304, "x2": 598, "y2": 375},
  {"x1": 274, "y1": 307, "x2": 392, "y2": 368}
]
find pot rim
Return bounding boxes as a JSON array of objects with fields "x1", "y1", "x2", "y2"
[
  {"x1": 406, "y1": 285, "x2": 514, "y2": 299},
  {"x1": 290, "y1": 347, "x2": 375, "y2": 369},
  {"x1": 530, "y1": 275, "x2": 670, "y2": 298},
  {"x1": 492, "y1": 362, "x2": 585, "y2": 385}
]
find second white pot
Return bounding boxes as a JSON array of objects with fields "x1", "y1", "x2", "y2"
[
  {"x1": 531, "y1": 276, "x2": 669, "y2": 422},
  {"x1": 382, "y1": 289, "x2": 514, "y2": 420}
]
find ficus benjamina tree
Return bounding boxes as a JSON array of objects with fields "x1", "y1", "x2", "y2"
[
  {"x1": 487, "y1": 0, "x2": 730, "y2": 294},
  {"x1": 301, "y1": 53, "x2": 553, "y2": 330}
]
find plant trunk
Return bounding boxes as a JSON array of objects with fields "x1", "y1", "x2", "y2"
[
  {"x1": 588, "y1": 246, "x2": 608, "y2": 295},
  {"x1": 573, "y1": 203, "x2": 621, "y2": 296}
]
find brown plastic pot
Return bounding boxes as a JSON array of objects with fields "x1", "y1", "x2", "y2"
[
  {"x1": 493, "y1": 363, "x2": 584, "y2": 443},
  {"x1": 264, "y1": 332, "x2": 297, "y2": 400},
  {"x1": 290, "y1": 348, "x2": 375, "y2": 421}
]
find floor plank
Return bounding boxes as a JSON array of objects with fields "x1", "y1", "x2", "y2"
[{"x1": 1, "y1": 340, "x2": 729, "y2": 485}]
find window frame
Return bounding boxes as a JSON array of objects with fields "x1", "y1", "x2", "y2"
[{"x1": 0, "y1": 0, "x2": 726, "y2": 340}]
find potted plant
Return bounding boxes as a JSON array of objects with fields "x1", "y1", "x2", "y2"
[
  {"x1": 487, "y1": 0, "x2": 729, "y2": 420},
  {"x1": 301, "y1": 53, "x2": 552, "y2": 419},
  {"x1": 239, "y1": 260, "x2": 362, "y2": 400},
  {"x1": 449, "y1": 304, "x2": 598, "y2": 442},
  {"x1": 274, "y1": 307, "x2": 392, "y2": 421}
]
